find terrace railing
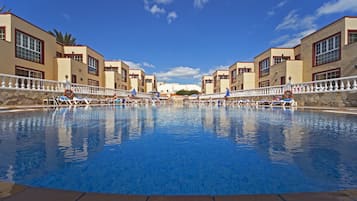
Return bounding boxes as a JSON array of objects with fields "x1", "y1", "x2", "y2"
[
  {"x1": 196, "y1": 75, "x2": 357, "y2": 100},
  {"x1": 0, "y1": 73, "x2": 152, "y2": 98}
]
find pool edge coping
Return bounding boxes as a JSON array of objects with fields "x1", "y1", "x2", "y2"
[{"x1": 1, "y1": 181, "x2": 357, "y2": 201}]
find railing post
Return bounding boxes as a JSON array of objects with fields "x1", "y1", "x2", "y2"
[
  {"x1": 1, "y1": 76, "x2": 4, "y2": 88},
  {"x1": 353, "y1": 80, "x2": 357, "y2": 90},
  {"x1": 8, "y1": 78, "x2": 12, "y2": 88}
]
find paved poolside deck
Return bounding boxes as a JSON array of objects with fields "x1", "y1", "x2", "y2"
[{"x1": 1, "y1": 182, "x2": 357, "y2": 201}]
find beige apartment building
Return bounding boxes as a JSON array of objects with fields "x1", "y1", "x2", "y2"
[
  {"x1": 300, "y1": 16, "x2": 357, "y2": 81},
  {"x1": 129, "y1": 69, "x2": 145, "y2": 92},
  {"x1": 145, "y1": 75, "x2": 157, "y2": 92},
  {"x1": 104, "y1": 61, "x2": 130, "y2": 90},
  {"x1": 229, "y1": 62, "x2": 255, "y2": 91},
  {"x1": 201, "y1": 75, "x2": 214, "y2": 94},
  {"x1": 0, "y1": 13, "x2": 106, "y2": 87},
  {"x1": 0, "y1": 13, "x2": 58, "y2": 80},
  {"x1": 213, "y1": 70, "x2": 229, "y2": 93},
  {"x1": 254, "y1": 48, "x2": 303, "y2": 87},
  {"x1": 56, "y1": 46, "x2": 105, "y2": 86}
]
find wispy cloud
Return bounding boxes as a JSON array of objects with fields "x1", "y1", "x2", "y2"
[
  {"x1": 145, "y1": 4, "x2": 166, "y2": 15},
  {"x1": 62, "y1": 13, "x2": 71, "y2": 21},
  {"x1": 144, "y1": 0, "x2": 179, "y2": 24},
  {"x1": 275, "y1": 10, "x2": 317, "y2": 31},
  {"x1": 155, "y1": 66, "x2": 201, "y2": 81},
  {"x1": 273, "y1": 0, "x2": 357, "y2": 47},
  {"x1": 167, "y1": 11, "x2": 178, "y2": 24},
  {"x1": 193, "y1": 0, "x2": 209, "y2": 9},
  {"x1": 317, "y1": 0, "x2": 357, "y2": 16},
  {"x1": 154, "y1": 0, "x2": 173, "y2": 4},
  {"x1": 267, "y1": 0, "x2": 287, "y2": 16},
  {"x1": 143, "y1": 62, "x2": 155, "y2": 68}
]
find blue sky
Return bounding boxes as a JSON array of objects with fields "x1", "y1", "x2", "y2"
[{"x1": 2, "y1": 0, "x2": 357, "y2": 84}]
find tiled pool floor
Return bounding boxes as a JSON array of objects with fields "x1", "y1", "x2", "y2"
[{"x1": 1, "y1": 182, "x2": 357, "y2": 201}]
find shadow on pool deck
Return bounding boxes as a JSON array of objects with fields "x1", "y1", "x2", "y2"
[{"x1": 1, "y1": 182, "x2": 357, "y2": 201}]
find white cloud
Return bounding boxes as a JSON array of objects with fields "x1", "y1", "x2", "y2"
[
  {"x1": 267, "y1": 0, "x2": 287, "y2": 16},
  {"x1": 147, "y1": 4, "x2": 166, "y2": 15},
  {"x1": 275, "y1": 10, "x2": 316, "y2": 31},
  {"x1": 279, "y1": 29, "x2": 316, "y2": 47},
  {"x1": 270, "y1": 34, "x2": 290, "y2": 45},
  {"x1": 317, "y1": 0, "x2": 357, "y2": 16},
  {"x1": 155, "y1": 66, "x2": 201, "y2": 81},
  {"x1": 154, "y1": 0, "x2": 173, "y2": 4},
  {"x1": 167, "y1": 11, "x2": 178, "y2": 24},
  {"x1": 194, "y1": 0, "x2": 209, "y2": 9},
  {"x1": 62, "y1": 13, "x2": 71, "y2": 20},
  {"x1": 143, "y1": 62, "x2": 155, "y2": 68}
]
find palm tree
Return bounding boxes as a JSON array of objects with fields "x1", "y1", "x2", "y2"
[
  {"x1": 0, "y1": 5, "x2": 11, "y2": 13},
  {"x1": 49, "y1": 29, "x2": 76, "y2": 45}
]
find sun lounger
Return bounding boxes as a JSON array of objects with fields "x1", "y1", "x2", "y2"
[
  {"x1": 73, "y1": 97, "x2": 91, "y2": 105},
  {"x1": 56, "y1": 96, "x2": 73, "y2": 105}
]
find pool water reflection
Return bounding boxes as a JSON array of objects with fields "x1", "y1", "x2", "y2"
[{"x1": 0, "y1": 106, "x2": 356, "y2": 195}]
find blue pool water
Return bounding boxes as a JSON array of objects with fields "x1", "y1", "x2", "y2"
[{"x1": 0, "y1": 106, "x2": 356, "y2": 195}]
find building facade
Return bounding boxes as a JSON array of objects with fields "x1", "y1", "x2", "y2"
[
  {"x1": 0, "y1": 13, "x2": 58, "y2": 80},
  {"x1": 254, "y1": 48, "x2": 303, "y2": 87},
  {"x1": 201, "y1": 75, "x2": 214, "y2": 94},
  {"x1": 229, "y1": 62, "x2": 255, "y2": 91},
  {"x1": 300, "y1": 16, "x2": 357, "y2": 81},
  {"x1": 145, "y1": 75, "x2": 157, "y2": 92},
  {"x1": 129, "y1": 69, "x2": 145, "y2": 92},
  {"x1": 213, "y1": 70, "x2": 229, "y2": 93},
  {"x1": 104, "y1": 61, "x2": 130, "y2": 90}
]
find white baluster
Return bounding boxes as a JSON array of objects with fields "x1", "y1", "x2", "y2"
[
  {"x1": 346, "y1": 80, "x2": 351, "y2": 90},
  {"x1": 21, "y1": 78, "x2": 25, "y2": 89},
  {"x1": 15, "y1": 78, "x2": 18, "y2": 88},
  {"x1": 329, "y1": 81, "x2": 333, "y2": 91},
  {"x1": 353, "y1": 80, "x2": 357, "y2": 90},
  {"x1": 340, "y1": 81, "x2": 345, "y2": 91},
  {"x1": 8, "y1": 78, "x2": 12, "y2": 88},
  {"x1": 323, "y1": 82, "x2": 328, "y2": 91},
  {"x1": 1, "y1": 77, "x2": 5, "y2": 88}
]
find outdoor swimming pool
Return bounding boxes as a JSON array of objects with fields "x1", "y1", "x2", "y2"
[{"x1": 0, "y1": 106, "x2": 356, "y2": 195}]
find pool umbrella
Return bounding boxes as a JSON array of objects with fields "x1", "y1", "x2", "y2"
[{"x1": 131, "y1": 88, "x2": 137, "y2": 96}]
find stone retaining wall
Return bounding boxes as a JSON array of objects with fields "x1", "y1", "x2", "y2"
[
  {"x1": 1, "y1": 88, "x2": 356, "y2": 107},
  {"x1": 0, "y1": 89, "x2": 107, "y2": 106}
]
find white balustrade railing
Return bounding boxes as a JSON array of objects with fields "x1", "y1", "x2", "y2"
[
  {"x1": 199, "y1": 75, "x2": 357, "y2": 100},
  {"x1": 0, "y1": 73, "x2": 152, "y2": 98}
]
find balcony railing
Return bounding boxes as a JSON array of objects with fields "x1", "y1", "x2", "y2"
[
  {"x1": 196, "y1": 75, "x2": 357, "y2": 100},
  {"x1": 0, "y1": 73, "x2": 152, "y2": 98}
]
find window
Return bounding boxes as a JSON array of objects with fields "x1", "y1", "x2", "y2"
[
  {"x1": 218, "y1": 75, "x2": 228, "y2": 79},
  {"x1": 146, "y1": 79, "x2": 152, "y2": 83},
  {"x1": 121, "y1": 68, "x2": 127, "y2": 82},
  {"x1": 259, "y1": 80, "x2": 270, "y2": 87},
  {"x1": 15, "y1": 30, "x2": 44, "y2": 64},
  {"x1": 281, "y1": 76, "x2": 286, "y2": 85},
  {"x1": 64, "y1": 54, "x2": 83, "y2": 62},
  {"x1": 88, "y1": 79, "x2": 99, "y2": 86},
  {"x1": 348, "y1": 30, "x2": 357, "y2": 44},
  {"x1": 238, "y1": 67, "x2": 251, "y2": 75},
  {"x1": 231, "y1": 69, "x2": 237, "y2": 82},
  {"x1": 259, "y1": 58, "x2": 270, "y2": 77},
  {"x1": 0, "y1": 27, "x2": 5, "y2": 40},
  {"x1": 313, "y1": 68, "x2": 340, "y2": 81},
  {"x1": 314, "y1": 33, "x2": 340, "y2": 66},
  {"x1": 273, "y1": 56, "x2": 290, "y2": 65},
  {"x1": 71, "y1": 75, "x2": 77, "y2": 83},
  {"x1": 56, "y1": 52, "x2": 63, "y2": 58},
  {"x1": 205, "y1": 79, "x2": 213, "y2": 83},
  {"x1": 88, "y1": 56, "x2": 99, "y2": 75},
  {"x1": 15, "y1": 66, "x2": 44, "y2": 88},
  {"x1": 295, "y1": 54, "x2": 301, "y2": 60}
]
